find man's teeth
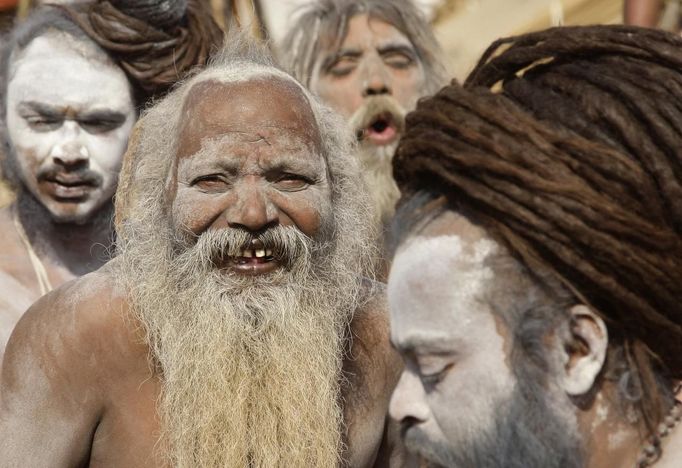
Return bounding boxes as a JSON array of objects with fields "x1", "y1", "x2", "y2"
[{"x1": 239, "y1": 249, "x2": 274, "y2": 258}]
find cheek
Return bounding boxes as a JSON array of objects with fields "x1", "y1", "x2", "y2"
[
  {"x1": 312, "y1": 77, "x2": 360, "y2": 119},
  {"x1": 86, "y1": 120, "x2": 135, "y2": 174},
  {"x1": 392, "y1": 68, "x2": 426, "y2": 109},
  {"x1": 271, "y1": 189, "x2": 327, "y2": 238},
  {"x1": 171, "y1": 188, "x2": 229, "y2": 235},
  {"x1": 14, "y1": 147, "x2": 43, "y2": 186},
  {"x1": 7, "y1": 118, "x2": 54, "y2": 167}
]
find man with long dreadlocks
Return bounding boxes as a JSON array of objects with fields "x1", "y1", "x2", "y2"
[
  {"x1": 387, "y1": 25, "x2": 682, "y2": 467},
  {"x1": 281, "y1": 0, "x2": 446, "y2": 231},
  {"x1": 0, "y1": 37, "x2": 407, "y2": 466},
  {"x1": 0, "y1": 1, "x2": 221, "y2": 356}
]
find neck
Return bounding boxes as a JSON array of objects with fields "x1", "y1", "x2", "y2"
[
  {"x1": 15, "y1": 189, "x2": 115, "y2": 276},
  {"x1": 578, "y1": 382, "x2": 674, "y2": 468}
]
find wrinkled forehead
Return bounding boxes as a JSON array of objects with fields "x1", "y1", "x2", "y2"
[{"x1": 176, "y1": 77, "x2": 323, "y2": 159}]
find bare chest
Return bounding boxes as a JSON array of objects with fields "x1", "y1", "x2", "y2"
[{"x1": 87, "y1": 359, "x2": 391, "y2": 468}]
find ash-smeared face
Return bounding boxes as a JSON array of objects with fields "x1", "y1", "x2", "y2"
[
  {"x1": 5, "y1": 31, "x2": 135, "y2": 223},
  {"x1": 388, "y1": 210, "x2": 516, "y2": 465},
  {"x1": 170, "y1": 77, "x2": 333, "y2": 277},
  {"x1": 311, "y1": 14, "x2": 424, "y2": 148}
]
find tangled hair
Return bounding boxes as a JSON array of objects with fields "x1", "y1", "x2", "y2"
[
  {"x1": 60, "y1": 0, "x2": 222, "y2": 101},
  {"x1": 115, "y1": 33, "x2": 375, "y2": 280},
  {"x1": 393, "y1": 25, "x2": 682, "y2": 436},
  {"x1": 280, "y1": 0, "x2": 447, "y2": 95}
]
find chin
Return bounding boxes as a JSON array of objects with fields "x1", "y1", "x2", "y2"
[
  {"x1": 45, "y1": 201, "x2": 101, "y2": 225},
  {"x1": 403, "y1": 427, "x2": 454, "y2": 467}
]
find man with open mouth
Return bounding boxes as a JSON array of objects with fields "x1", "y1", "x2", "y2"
[
  {"x1": 0, "y1": 37, "x2": 407, "y2": 467},
  {"x1": 281, "y1": 0, "x2": 447, "y2": 232},
  {"x1": 0, "y1": 1, "x2": 221, "y2": 358}
]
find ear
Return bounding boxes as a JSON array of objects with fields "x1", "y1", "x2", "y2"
[{"x1": 559, "y1": 305, "x2": 608, "y2": 396}]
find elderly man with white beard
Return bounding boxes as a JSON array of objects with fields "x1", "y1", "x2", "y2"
[
  {"x1": 0, "y1": 39, "x2": 406, "y2": 467},
  {"x1": 281, "y1": 0, "x2": 447, "y2": 230}
]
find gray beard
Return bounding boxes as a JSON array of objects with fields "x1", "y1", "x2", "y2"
[
  {"x1": 405, "y1": 381, "x2": 586, "y2": 468},
  {"x1": 118, "y1": 226, "x2": 362, "y2": 467},
  {"x1": 355, "y1": 140, "x2": 401, "y2": 226}
]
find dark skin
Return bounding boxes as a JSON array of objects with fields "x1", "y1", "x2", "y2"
[{"x1": 0, "y1": 78, "x2": 407, "y2": 467}]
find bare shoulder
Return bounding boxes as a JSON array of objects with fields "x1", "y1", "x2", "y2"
[
  {"x1": 2, "y1": 260, "x2": 141, "y2": 391},
  {"x1": 0, "y1": 261, "x2": 139, "y2": 465},
  {"x1": 8, "y1": 262, "x2": 130, "y2": 351}
]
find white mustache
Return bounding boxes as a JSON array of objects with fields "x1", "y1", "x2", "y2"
[{"x1": 175, "y1": 225, "x2": 313, "y2": 271}]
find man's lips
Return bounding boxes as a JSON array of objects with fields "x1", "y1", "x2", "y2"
[
  {"x1": 362, "y1": 115, "x2": 399, "y2": 146},
  {"x1": 40, "y1": 175, "x2": 98, "y2": 200},
  {"x1": 217, "y1": 242, "x2": 281, "y2": 275}
]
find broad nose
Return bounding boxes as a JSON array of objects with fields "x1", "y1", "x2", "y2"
[
  {"x1": 50, "y1": 122, "x2": 89, "y2": 168},
  {"x1": 225, "y1": 181, "x2": 278, "y2": 232},
  {"x1": 362, "y1": 56, "x2": 392, "y2": 97},
  {"x1": 389, "y1": 370, "x2": 430, "y2": 426}
]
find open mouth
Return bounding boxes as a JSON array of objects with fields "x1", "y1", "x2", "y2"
[
  {"x1": 362, "y1": 113, "x2": 399, "y2": 146},
  {"x1": 224, "y1": 240, "x2": 280, "y2": 275}
]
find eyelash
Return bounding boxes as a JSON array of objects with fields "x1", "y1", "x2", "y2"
[{"x1": 420, "y1": 363, "x2": 453, "y2": 387}]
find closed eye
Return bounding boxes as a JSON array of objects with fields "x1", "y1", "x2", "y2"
[
  {"x1": 383, "y1": 51, "x2": 414, "y2": 69},
  {"x1": 419, "y1": 363, "x2": 454, "y2": 388},
  {"x1": 327, "y1": 57, "x2": 358, "y2": 77},
  {"x1": 79, "y1": 118, "x2": 126, "y2": 134},
  {"x1": 25, "y1": 115, "x2": 63, "y2": 132}
]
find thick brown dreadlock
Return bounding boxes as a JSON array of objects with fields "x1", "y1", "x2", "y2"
[{"x1": 393, "y1": 25, "x2": 682, "y2": 436}]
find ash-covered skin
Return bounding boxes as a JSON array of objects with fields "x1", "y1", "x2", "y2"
[
  {"x1": 0, "y1": 29, "x2": 135, "y2": 360},
  {"x1": 386, "y1": 208, "x2": 682, "y2": 467},
  {"x1": 388, "y1": 213, "x2": 518, "y2": 465},
  {"x1": 310, "y1": 14, "x2": 425, "y2": 123},
  {"x1": 6, "y1": 31, "x2": 135, "y2": 223},
  {"x1": 308, "y1": 14, "x2": 427, "y2": 227},
  {"x1": 170, "y1": 79, "x2": 333, "y2": 276}
]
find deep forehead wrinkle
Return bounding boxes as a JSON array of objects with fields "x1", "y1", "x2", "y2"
[
  {"x1": 176, "y1": 133, "x2": 325, "y2": 180},
  {"x1": 176, "y1": 77, "x2": 322, "y2": 160}
]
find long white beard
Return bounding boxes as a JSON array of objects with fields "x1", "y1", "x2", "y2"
[{"x1": 119, "y1": 227, "x2": 360, "y2": 467}]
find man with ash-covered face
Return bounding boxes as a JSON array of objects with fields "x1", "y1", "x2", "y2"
[
  {"x1": 0, "y1": 2, "x2": 220, "y2": 354},
  {"x1": 0, "y1": 39, "x2": 405, "y2": 467},
  {"x1": 281, "y1": 0, "x2": 446, "y2": 228},
  {"x1": 387, "y1": 25, "x2": 682, "y2": 468}
]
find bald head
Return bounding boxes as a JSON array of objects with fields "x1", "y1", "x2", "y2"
[{"x1": 177, "y1": 78, "x2": 322, "y2": 160}]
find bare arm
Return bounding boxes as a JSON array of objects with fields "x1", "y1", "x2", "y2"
[
  {"x1": 0, "y1": 290, "x2": 103, "y2": 466},
  {"x1": 624, "y1": 0, "x2": 665, "y2": 27}
]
